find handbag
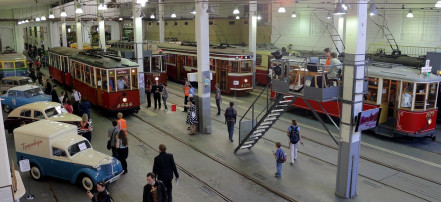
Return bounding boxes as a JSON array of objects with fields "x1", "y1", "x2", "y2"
[{"x1": 107, "y1": 128, "x2": 116, "y2": 150}]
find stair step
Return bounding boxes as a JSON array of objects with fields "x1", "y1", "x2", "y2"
[
  {"x1": 240, "y1": 144, "x2": 253, "y2": 149},
  {"x1": 283, "y1": 95, "x2": 294, "y2": 99},
  {"x1": 272, "y1": 109, "x2": 284, "y2": 113},
  {"x1": 261, "y1": 121, "x2": 273, "y2": 126},
  {"x1": 277, "y1": 104, "x2": 288, "y2": 107},
  {"x1": 254, "y1": 129, "x2": 265, "y2": 134},
  {"x1": 279, "y1": 100, "x2": 291, "y2": 103},
  {"x1": 268, "y1": 113, "x2": 280, "y2": 117},
  {"x1": 251, "y1": 133, "x2": 264, "y2": 138},
  {"x1": 244, "y1": 140, "x2": 257, "y2": 145},
  {"x1": 248, "y1": 136, "x2": 259, "y2": 141},
  {"x1": 257, "y1": 125, "x2": 270, "y2": 130},
  {"x1": 265, "y1": 117, "x2": 277, "y2": 122}
]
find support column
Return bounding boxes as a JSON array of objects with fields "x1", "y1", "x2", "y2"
[
  {"x1": 110, "y1": 22, "x2": 121, "y2": 40},
  {"x1": 42, "y1": 26, "x2": 49, "y2": 52},
  {"x1": 0, "y1": 100, "x2": 12, "y2": 202},
  {"x1": 28, "y1": 27, "x2": 33, "y2": 48},
  {"x1": 195, "y1": 0, "x2": 212, "y2": 134},
  {"x1": 75, "y1": 0, "x2": 83, "y2": 50},
  {"x1": 49, "y1": 22, "x2": 61, "y2": 48},
  {"x1": 82, "y1": 22, "x2": 91, "y2": 44},
  {"x1": 158, "y1": 0, "x2": 165, "y2": 42},
  {"x1": 335, "y1": 0, "x2": 368, "y2": 199},
  {"x1": 133, "y1": 0, "x2": 145, "y2": 104},
  {"x1": 14, "y1": 25, "x2": 25, "y2": 53},
  {"x1": 249, "y1": 1, "x2": 257, "y2": 88},
  {"x1": 36, "y1": 26, "x2": 41, "y2": 50},
  {"x1": 61, "y1": 18, "x2": 68, "y2": 47}
]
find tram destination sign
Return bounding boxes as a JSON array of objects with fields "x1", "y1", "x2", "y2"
[
  {"x1": 117, "y1": 69, "x2": 129, "y2": 75},
  {"x1": 421, "y1": 60, "x2": 432, "y2": 74}
]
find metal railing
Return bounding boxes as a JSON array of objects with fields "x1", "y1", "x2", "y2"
[{"x1": 367, "y1": 43, "x2": 441, "y2": 57}]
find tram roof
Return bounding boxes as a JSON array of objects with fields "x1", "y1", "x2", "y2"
[
  {"x1": 0, "y1": 53, "x2": 26, "y2": 61},
  {"x1": 48, "y1": 47, "x2": 81, "y2": 56},
  {"x1": 157, "y1": 43, "x2": 253, "y2": 56},
  {"x1": 368, "y1": 65, "x2": 441, "y2": 83},
  {"x1": 69, "y1": 52, "x2": 139, "y2": 69}
]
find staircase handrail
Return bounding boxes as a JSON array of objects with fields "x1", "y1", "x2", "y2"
[{"x1": 238, "y1": 83, "x2": 271, "y2": 123}]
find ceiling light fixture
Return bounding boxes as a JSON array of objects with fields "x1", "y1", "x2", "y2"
[
  {"x1": 150, "y1": 13, "x2": 155, "y2": 19},
  {"x1": 36, "y1": 17, "x2": 40, "y2": 21},
  {"x1": 18, "y1": 21, "x2": 21, "y2": 25},
  {"x1": 49, "y1": 11, "x2": 55, "y2": 19},
  {"x1": 436, "y1": 1, "x2": 441, "y2": 8},
  {"x1": 41, "y1": 15, "x2": 46, "y2": 21},
  {"x1": 206, "y1": 5, "x2": 214, "y2": 14},
  {"x1": 407, "y1": 9, "x2": 413, "y2": 18},
  {"x1": 60, "y1": 8, "x2": 67, "y2": 17},
  {"x1": 190, "y1": 6, "x2": 196, "y2": 14},
  {"x1": 369, "y1": 2, "x2": 378, "y2": 16},
  {"x1": 171, "y1": 11, "x2": 176, "y2": 18},
  {"x1": 98, "y1": 0, "x2": 107, "y2": 10},
  {"x1": 25, "y1": 19, "x2": 29, "y2": 23},
  {"x1": 278, "y1": 6, "x2": 286, "y2": 13},
  {"x1": 75, "y1": 4, "x2": 83, "y2": 14},
  {"x1": 291, "y1": 11, "x2": 296, "y2": 18},
  {"x1": 119, "y1": 17, "x2": 123, "y2": 21},
  {"x1": 327, "y1": 12, "x2": 332, "y2": 19},
  {"x1": 233, "y1": 6, "x2": 240, "y2": 14},
  {"x1": 236, "y1": 16, "x2": 240, "y2": 19},
  {"x1": 333, "y1": 2, "x2": 347, "y2": 15}
]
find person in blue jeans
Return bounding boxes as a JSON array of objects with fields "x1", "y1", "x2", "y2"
[
  {"x1": 224, "y1": 102, "x2": 237, "y2": 142},
  {"x1": 273, "y1": 142, "x2": 283, "y2": 178}
]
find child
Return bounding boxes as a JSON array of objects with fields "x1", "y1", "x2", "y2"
[{"x1": 273, "y1": 142, "x2": 284, "y2": 178}]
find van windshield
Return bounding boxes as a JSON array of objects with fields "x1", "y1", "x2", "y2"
[
  {"x1": 68, "y1": 140, "x2": 91, "y2": 156},
  {"x1": 45, "y1": 106, "x2": 67, "y2": 118}
]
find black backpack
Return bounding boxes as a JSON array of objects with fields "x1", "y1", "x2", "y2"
[
  {"x1": 289, "y1": 126, "x2": 300, "y2": 144},
  {"x1": 225, "y1": 107, "x2": 236, "y2": 119}
]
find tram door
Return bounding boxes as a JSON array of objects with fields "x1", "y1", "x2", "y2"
[
  {"x1": 380, "y1": 79, "x2": 398, "y2": 124},
  {"x1": 177, "y1": 55, "x2": 185, "y2": 82},
  {"x1": 216, "y1": 60, "x2": 228, "y2": 91}
]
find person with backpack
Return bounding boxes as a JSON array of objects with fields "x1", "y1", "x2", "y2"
[
  {"x1": 224, "y1": 102, "x2": 237, "y2": 142},
  {"x1": 287, "y1": 119, "x2": 303, "y2": 165},
  {"x1": 273, "y1": 142, "x2": 286, "y2": 178}
]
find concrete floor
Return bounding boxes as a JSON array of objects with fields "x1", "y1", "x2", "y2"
[{"x1": 4, "y1": 68, "x2": 441, "y2": 201}]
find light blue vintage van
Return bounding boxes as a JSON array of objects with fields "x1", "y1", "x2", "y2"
[{"x1": 14, "y1": 120, "x2": 123, "y2": 190}]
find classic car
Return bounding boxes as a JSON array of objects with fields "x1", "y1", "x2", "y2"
[
  {"x1": 14, "y1": 120, "x2": 123, "y2": 190},
  {"x1": 1, "y1": 85, "x2": 50, "y2": 113},
  {"x1": 4, "y1": 101, "x2": 82, "y2": 133},
  {"x1": 0, "y1": 76, "x2": 34, "y2": 94}
]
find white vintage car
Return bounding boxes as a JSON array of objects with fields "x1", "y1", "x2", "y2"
[
  {"x1": 4, "y1": 102, "x2": 81, "y2": 133},
  {"x1": 14, "y1": 120, "x2": 123, "y2": 190}
]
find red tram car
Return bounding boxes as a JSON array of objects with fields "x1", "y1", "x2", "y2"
[
  {"x1": 271, "y1": 59, "x2": 440, "y2": 140},
  {"x1": 48, "y1": 47, "x2": 81, "y2": 87},
  {"x1": 158, "y1": 43, "x2": 254, "y2": 93}
]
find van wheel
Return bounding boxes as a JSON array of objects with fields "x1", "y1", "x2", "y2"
[
  {"x1": 80, "y1": 175, "x2": 94, "y2": 191},
  {"x1": 30, "y1": 164, "x2": 43, "y2": 181},
  {"x1": 3, "y1": 105, "x2": 12, "y2": 113}
]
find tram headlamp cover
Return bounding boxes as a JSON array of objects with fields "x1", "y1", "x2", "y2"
[
  {"x1": 244, "y1": 79, "x2": 248, "y2": 83},
  {"x1": 427, "y1": 117, "x2": 432, "y2": 125},
  {"x1": 155, "y1": 77, "x2": 159, "y2": 81},
  {"x1": 122, "y1": 97, "x2": 128, "y2": 103}
]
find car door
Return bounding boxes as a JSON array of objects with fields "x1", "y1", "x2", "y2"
[
  {"x1": 49, "y1": 147, "x2": 70, "y2": 180},
  {"x1": 7, "y1": 90, "x2": 16, "y2": 107},
  {"x1": 15, "y1": 91, "x2": 26, "y2": 106}
]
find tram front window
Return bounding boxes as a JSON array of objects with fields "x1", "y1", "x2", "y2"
[
  {"x1": 240, "y1": 61, "x2": 252, "y2": 73},
  {"x1": 400, "y1": 82, "x2": 414, "y2": 109},
  {"x1": 15, "y1": 61, "x2": 25, "y2": 68},
  {"x1": 117, "y1": 76, "x2": 129, "y2": 90},
  {"x1": 152, "y1": 57, "x2": 161, "y2": 72},
  {"x1": 427, "y1": 83, "x2": 438, "y2": 109},
  {"x1": 231, "y1": 61, "x2": 239, "y2": 73},
  {"x1": 4, "y1": 62, "x2": 13, "y2": 69}
]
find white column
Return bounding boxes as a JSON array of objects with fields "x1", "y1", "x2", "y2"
[
  {"x1": 335, "y1": 0, "x2": 368, "y2": 198},
  {"x1": 75, "y1": 0, "x2": 83, "y2": 50},
  {"x1": 195, "y1": 0, "x2": 212, "y2": 133},
  {"x1": 82, "y1": 22, "x2": 91, "y2": 44},
  {"x1": 109, "y1": 22, "x2": 121, "y2": 40},
  {"x1": 14, "y1": 25, "x2": 25, "y2": 53},
  {"x1": 42, "y1": 26, "x2": 49, "y2": 51},
  {"x1": 61, "y1": 18, "x2": 68, "y2": 47},
  {"x1": 49, "y1": 22, "x2": 61, "y2": 48},
  {"x1": 159, "y1": 0, "x2": 165, "y2": 42},
  {"x1": 0, "y1": 100, "x2": 12, "y2": 200},
  {"x1": 249, "y1": 1, "x2": 257, "y2": 88},
  {"x1": 36, "y1": 26, "x2": 41, "y2": 50},
  {"x1": 133, "y1": 0, "x2": 145, "y2": 104}
]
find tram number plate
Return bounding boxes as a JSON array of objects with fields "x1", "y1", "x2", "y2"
[
  {"x1": 152, "y1": 73, "x2": 161, "y2": 77},
  {"x1": 233, "y1": 80, "x2": 239, "y2": 85},
  {"x1": 241, "y1": 83, "x2": 251, "y2": 88}
]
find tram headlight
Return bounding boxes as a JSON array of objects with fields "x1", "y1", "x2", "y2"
[
  {"x1": 427, "y1": 117, "x2": 432, "y2": 125},
  {"x1": 122, "y1": 97, "x2": 128, "y2": 103},
  {"x1": 155, "y1": 77, "x2": 159, "y2": 81},
  {"x1": 244, "y1": 79, "x2": 248, "y2": 83}
]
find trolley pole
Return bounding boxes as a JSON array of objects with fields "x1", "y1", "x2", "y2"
[
  {"x1": 335, "y1": 0, "x2": 368, "y2": 198},
  {"x1": 133, "y1": 0, "x2": 146, "y2": 104},
  {"x1": 195, "y1": 0, "x2": 212, "y2": 134}
]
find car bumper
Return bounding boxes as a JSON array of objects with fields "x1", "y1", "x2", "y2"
[{"x1": 105, "y1": 171, "x2": 123, "y2": 184}]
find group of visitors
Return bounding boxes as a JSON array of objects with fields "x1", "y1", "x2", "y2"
[{"x1": 145, "y1": 78, "x2": 169, "y2": 111}]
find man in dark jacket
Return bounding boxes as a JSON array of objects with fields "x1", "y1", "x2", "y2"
[
  {"x1": 44, "y1": 78, "x2": 52, "y2": 95},
  {"x1": 86, "y1": 181, "x2": 111, "y2": 202},
  {"x1": 143, "y1": 172, "x2": 167, "y2": 202},
  {"x1": 51, "y1": 85, "x2": 59, "y2": 103},
  {"x1": 153, "y1": 144, "x2": 179, "y2": 202}
]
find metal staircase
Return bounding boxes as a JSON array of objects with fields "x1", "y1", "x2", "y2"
[
  {"x1": 369, "y1": 16, "x2": 401, "y2": 56},
  {"x1": 313, "y1": 12, "x2": 345, "y2": 56},
  {"x1": 234, "y1": 84, "x2": 296, "y2": 152}
]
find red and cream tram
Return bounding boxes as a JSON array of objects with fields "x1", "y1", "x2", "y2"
[
  {"x1": 107, "y1": 40, "x2": 167, "y2": 86},
  {"x1": 158, "y1": 43, "x2": 254, "y2": 93},
  {"x1": 272, "y1": 60, "x2": 441, "y2": 140},
  {"x1": 69, "y1": 51, "x2": 140, "y2": 112},
  {"x1": 48, "y1": 47, "x2": 81, "y2": 87}
]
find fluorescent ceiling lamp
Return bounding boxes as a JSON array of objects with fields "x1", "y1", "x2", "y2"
[
  {"x1": 41, "y1": 16, "x2": 46, "y2": 21},
  {"x1": 236, "y1": 16, "x2": 240, "y2": 19},
  {"x1": 75, "y1": 4, "x2": 83, "y2": 14},
  {"x1": 333, "y1": 3, "x2": 346, "y2": 15},
  {"x1": 49, "y1": 11, "x2": 55, "y2": 19},
  {"x1": 60, "y1": 8, "x2": 67, "y2": 17},
  {"x1": 150, "y1": 13, "x2": 155, "y2": 19},
  {"x1": 407, "y1": 9, "x2": 413, "y2": 18},
  {"x1": 291, "y1": 11, "x2": 296, "y2": 18},
  {"x1": 327, "y1": 12, "x2": 331, "y2": 19},
  {"x1": 369, "y1": 3, "x2": 377, "y2": 16},
  {"x1": 171, "y1": 11, "x2": 176, "y2": 18},
  {"x1": 233, "y1": 6, "x2": 239, "y2": 14},
  {"x1": 278, "y1": 6, "x2": 286, "y2": 13},
  {"x1": 36, "y1": 17, "x2": 40, "y2": 21},
  {"x1": 207, "y1": 5, "x2": 214, "y2": 14},
  {"x1": 190, "y1": 6, "x2": 196, "y2": 14},
  {"x1": 119, "y1": 17, "x2": 123, "y2": 21},
  {"x1": 436, "y1": 1, "x2": 441, "y2": 8}
]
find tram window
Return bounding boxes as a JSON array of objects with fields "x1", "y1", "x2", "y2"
[
  {"x1": 256, "y1": 54, "x2": 262, "y2": 66},
  {"x1": 366, "y1": 77, "x2": 378, "y2": 103},
  {"x1": 152, "y1": 57, "x2": 160, "y2": 72},
  {"x1": 231, "y1": 61, "x2": 239, "y2": 73},
  {"x1": 117, "y1": 76, "x2": 129, "y2": 90},
  {"x1": 63, "y1": 57, "x2": 68, "y2": 72},
  {"x1": 240, "y1": 61, "x2": 252, "y2": 73},
  {"x1": 84, "y1": 66, "x2": 91, "y2": 85},
  {"x1": 132, "y1": 72, "x2": 138, "y2": 89},
  {"x1": 74, "y1": 62, "x2": 82, "y2": 80},
  {"x1": 90, "y1": 67, "x2": 96, "y2": 87},
  {"x1": 4, "y1": 62, "x2": 13, "y2": 69},
  {"x1": 109, "y1": 70, "x2": 116, "y2": 92},
  {"x1": 401, "y1": 82, "x2": 414, "y2": 109},
  {"x1": 58, "y1": 56, "x2": 62, "y2": 70},
  {"x1": 15, "y1": 61, "x2": 25, "y2": 68},
  {"x1": 381, "y1": 79, "x2": 390, "y2": 103},
  {"x1": 186, "y1": 56, "x2": 194, "y2": 67},
  {"x1": 210, "y1": 59, "x2": 215, "y2": 71},
  {"x1": 414, "y1": 83, "x2": 427, "y2": 110},
  {"x1": 427, "y1": 83, "x2": 437, "y2": 109},
  {"x1": 166, "y1": 54, "x2": 176, "y2": 64}
]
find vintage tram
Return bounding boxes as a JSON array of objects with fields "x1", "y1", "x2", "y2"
[
  {"x1": 107, "y1": 40, "x2": 167, "y2": 86},
  {"x1": 48, "y1": 47, "x2": 81, "y2": 87},
  {"x1": 271, "y1": 59, "x2": 440, "y2": 140},
  {"x1": 158, "y1": 43, "x2": 254, "y2": 93},
  {"x1": 69, "y1": 51, "x2": 141, "y2": 113},
  {"x1": 0, "y1": 48, "x2": 28, "y2": 78}
]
